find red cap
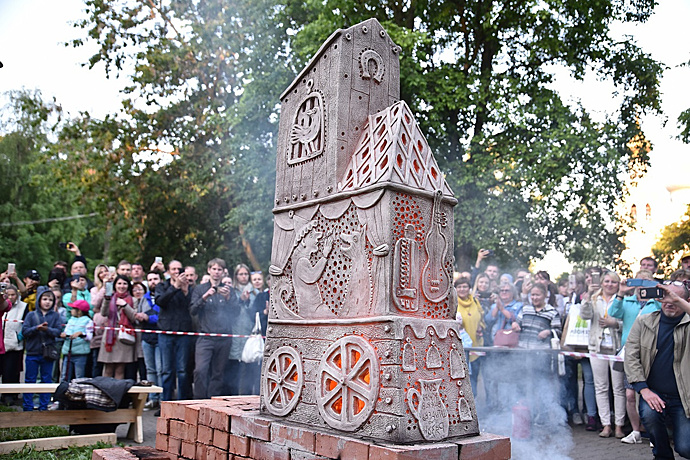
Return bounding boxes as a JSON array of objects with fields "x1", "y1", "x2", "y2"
[{"x1": 67, "y1": 300, "x2": 90, "y2": 313}]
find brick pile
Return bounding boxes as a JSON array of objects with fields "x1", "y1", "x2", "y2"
[{"x1": 94, "y1": 395, "x2": 510, "y2": 460}]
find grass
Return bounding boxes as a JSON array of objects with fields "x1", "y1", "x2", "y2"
[
  {"x1": 0, "y1": 406, "x2": 118, "y2": 459},
  {"x1": 0, "y1": 425, "x2": 70, "y2": 443},
  {"x1": 0, "y1": 404, "x2": 69, "y2": 442},
  {"x1": 0, "y1": 441, "x2": 116, "y2": 460}
]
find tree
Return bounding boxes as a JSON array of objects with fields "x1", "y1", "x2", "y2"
[
  {"x1": 0, "y1": 90, "x2": 94, "y2": 276},
  {"x1": 65, "y1": 0, "x2": 295, "y2": 269},
  {"x1": 71, "y1": 0, "x2": 664, "y2": 271},
  {"x1": 652, "y1": 204, "x2": 690, "y2": 275},
  {"x1": 282, "y1": 0, "x2": 663, "y2": 270}
]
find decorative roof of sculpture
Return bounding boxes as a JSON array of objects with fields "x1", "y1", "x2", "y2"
[{"x1": 338, "y1": 101, "x2": 453, "y2": 197}]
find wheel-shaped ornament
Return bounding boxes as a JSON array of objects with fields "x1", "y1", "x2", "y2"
[
  {"x1": 262, "y1": 346, "x2": 303, "y2": 416},
  {"x1": 317, "y1": 336, "x2": 380, "y2": 431}
]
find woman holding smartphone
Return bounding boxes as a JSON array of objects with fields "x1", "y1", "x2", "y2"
[
  {"x1": 98, "y1": 275, "x2": 136, "y2": 379},
  {"x1": 580, "y1": 270, "x2": 625, "y2": 438}
]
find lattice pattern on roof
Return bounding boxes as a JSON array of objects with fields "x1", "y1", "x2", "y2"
[{"x1": 338, "y1": 101, "x2": 453, "y2": 196}]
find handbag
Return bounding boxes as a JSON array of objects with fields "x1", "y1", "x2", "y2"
[
  {"x1": 118, "y1": 326, "x2": 136, "y2": 345},
  {"x1": 117, "y1": 308, "x2": 136, "y2": 345},
  {"x1": 35, "y1": 310, "x2": 59, "y2": 360},
  {"x1": 42, "y1": 342, "x2": 60, "y2": 361},
  {"x1": 551, "y1": 330, "x2": 566, "y2": 376},
  {"x1": 493, "y1": 329, "x2": 519, "y2": 348},
  {"x1": 612, "y1": 346, "x2": 625, "y2": 372},
  {"x1": 241, "y1": 312, "x2": 265, "y2": 363}
]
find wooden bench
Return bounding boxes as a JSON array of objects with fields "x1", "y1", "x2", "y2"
[{"x1": 0, "y1": 383, "x2": 162, "y2": 445}]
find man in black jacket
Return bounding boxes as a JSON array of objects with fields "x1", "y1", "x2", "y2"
[
  {"x1": 155, "y1": 260, "x2": 193, "y2": 401},
  {"x1": 190, "y1": 258, "x2": 237, "y2": 399}
]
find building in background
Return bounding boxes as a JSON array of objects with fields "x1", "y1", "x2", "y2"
[{"x1": 619, "y1": 157, "x2": 690, "y2": 270}]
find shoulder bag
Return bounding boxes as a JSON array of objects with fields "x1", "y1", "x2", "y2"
[
  {"x1": 34, "y1": 310, "x2": 60, "y2": 361},
  {"x1": 118, "y1": 307, "x2": 136, "y2": 345},
  {"x1": 241, "y1": 312, "x2": 265, "y2": 363}
]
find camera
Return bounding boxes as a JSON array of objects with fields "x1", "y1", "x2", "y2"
[
  {"x1": 0, "y1": 282, "x2": 8, "y2": 294},
  {"x1": 626, "y1": 278, "x2": 657, "y2": 288},
  {"x1": 639, "y1": 287, "x2": 664, "y2": 300},
  {"x1": 216, "y1": 283, "x2": 225, "y2": 289},
  {"x1": 478, "y1": 290, "x2": 492, "y2": 299},
  {"x1": 58, "y1": 242, "x2": 74, "y2": 250},
  {"x1": 591, "y1": 271, "x2": 601, "y2": 286}
]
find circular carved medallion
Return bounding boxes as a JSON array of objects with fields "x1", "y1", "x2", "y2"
[
  {"x1": 317, "y1": 336, "x2": 380, "y2": 431},
  {"x1": 262, "y1": 346, "x2": 303, "y2": 416}
]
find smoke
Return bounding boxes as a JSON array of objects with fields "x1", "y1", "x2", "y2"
[{"x1": 476, "y1": 349, "x2": 574, "y2": 460}]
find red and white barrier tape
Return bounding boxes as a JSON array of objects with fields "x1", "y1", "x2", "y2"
[
  {"x1": 2, "y1": 318, "x2": 262, "y2": 339},
  {"x1": 99, "y1": 325, "x2": 264, "y2": 339},
  {"x1": 1, "y1": 319, "x2": 624, "y2": 359}
]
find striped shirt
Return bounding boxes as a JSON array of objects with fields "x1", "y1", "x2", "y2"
[{"x1": 517, "y1": 304, "x2": 561, "y2": 349}]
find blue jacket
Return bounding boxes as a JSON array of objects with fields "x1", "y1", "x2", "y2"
[
  {"x1": 608, "y1": 295, "x2": 661, "y2": 345},
  {"x1": 141, "y1": 292, "x2": 160, "y2": 345},
  {"x1": 22, "y1": 308, "x2": 63, "y2": 355},
  {"x1": 61, "y1": 316, "x2": 92, "y2": 355}
]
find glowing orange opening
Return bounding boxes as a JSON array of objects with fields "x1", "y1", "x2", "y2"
[
  {"x1": 286, "y1": 389, "x2": 294, "y2": 399},
  {"x1": 354, "y1": 397, "x2": 365, "y2": 415},
  {"x1": 291, "y1": 372, "x2": 299, "y2": 382},
  {"x1": 351, "y1": 350, "x2": 360, "y2": 365},
  {"x1": 334, "y1": 354, "x2": 342, "y2": 368},
  {"x1": 327, "y1": 379, "x2": 337, "y2": 391},
  {"x1": 360, "y1": 368, "x2": 370, "y2": 384},
  {"x1": 333, "y1": 397, "x2": 342, "y2": 414}
]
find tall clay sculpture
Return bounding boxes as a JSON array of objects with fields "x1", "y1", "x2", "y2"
[{"x1": 261, "y1": 18, "x2": 479, "y2": 443}]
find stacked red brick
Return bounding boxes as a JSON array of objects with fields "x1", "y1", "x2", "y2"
[{"x1": 150, "y1": 395, "x2": 510, "y2": 460}]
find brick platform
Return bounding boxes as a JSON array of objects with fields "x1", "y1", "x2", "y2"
[{"x1": 94, "y1": 396, "x2": 510, "y2": 460}]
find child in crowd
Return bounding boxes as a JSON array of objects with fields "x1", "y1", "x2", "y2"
[
  {"x1": 60, "y1": 300, "x2": 93, "y2": 381},
  {"x1": 21, "y1": 286, "x2": 62, "y2": 411}
]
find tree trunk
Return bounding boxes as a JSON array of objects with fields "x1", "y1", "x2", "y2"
[
  {"x1": 103, "y1": 220, "x2": 112, "y2": 262},
  {"x1": 238, "y1": 225, "x2": 261, "y2": 271}
]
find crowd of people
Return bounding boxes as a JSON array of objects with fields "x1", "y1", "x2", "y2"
[
  {"x1": 457, "y1": 250, "x2": 690, "y2": 459},
  {"x1": 1, "y1": 243, "x2": 689, "y2": 458},
  {"x1": 0, "y1": 243, "x2": 268, "y2": 416}
]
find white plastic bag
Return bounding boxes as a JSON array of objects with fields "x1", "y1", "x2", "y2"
[{"x1": 241, "y1": 312, "x2": 264, "y2": 363}]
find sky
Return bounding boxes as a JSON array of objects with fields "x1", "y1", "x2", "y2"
[
  {"x1": 1, "y1": 0, "x2": 689, "y2": 272},
  {"x1": 0, "y1": 0, "x2": 124, "y2": 118}
]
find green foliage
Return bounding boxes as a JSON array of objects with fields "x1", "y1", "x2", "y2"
[
  {"x1": 0, "y1": 424, "x2": 69, "y2": 443},
  {"x1": 652, "y1": 204, "x2": 690, "y2": 275},
  {"x1": 60, "y1": 0, "x2": 296, "y2": 269},
  {"x1": 0, "y1": 91, "x2": 94, "y2": 276},
  {"x1": 679, "y1": 108, "x2": 690, "y2": 143},
  {"x1": 0, "y1": 406, "x2": 116, "y2": 459},
  {"x1": 20, "y1": 0, "x2": 662, "y2": 271},
  {"x1": 0, "y1": 442, "x2": 115, "y2": 460},
  {"x1": 280, "y1": 0, "x2": 663, "y2": 269}
]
